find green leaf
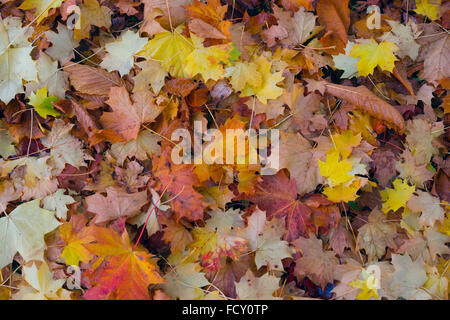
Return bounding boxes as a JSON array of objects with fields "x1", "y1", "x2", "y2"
[{"x1": 29, "y1": 87, "x2": 60, "y2": 118}]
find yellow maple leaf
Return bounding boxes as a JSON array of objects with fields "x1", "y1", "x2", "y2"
[
  {"x1": 225, "y1": 61, "x2": 262, "y2": 92},
  {"x1": 138, "y1": 26, "x2": 194, "y2": 78},
  {"x1": 331, "y1": 130, "x2": 362, "y2": 159},
  {"x1": 184, "y1": 34, "x2": 232, "y2": 82},
  {"x1": 318, "y1": 151, "x2": 354, "y2": 186},
  {"x1": 19, "y1": 0, "x2": 64, "y2": 24},
  {"x1": 380, "y1": 178, "x2": 415, "y2": 213},
  {"x1": 415, "y1": 0, "x2": 441, "y2": 20},
  {"x1": 350, "y1": 40, "x2": 399, "y2": 76},
  {"x1": 323, "y1": 179, "x2": 361, "y2": 203},
  {"x1": 240, "y1": 55, "x2": 285, "y2": 104}
]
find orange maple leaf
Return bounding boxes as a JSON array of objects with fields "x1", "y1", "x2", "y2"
[{"x1": 83, "y1": 226, "x2": 164, "y2": 300}]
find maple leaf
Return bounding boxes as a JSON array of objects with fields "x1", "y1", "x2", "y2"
[
  {"x1": 86, "y1": 186, "x2": 148, "y2": 224},
  {"x1": 0, "y1": 199, "x2": 61, "y2": 269},
  {"x1": 380, "y1": 20, "x2": 422, "y2": 60},
  {"x1": 27, "y1": 52, "x2": 68, "y2": 99},
  {"x1": 114, "y1": 161, "x2": 150, "y2": 193},
  {"x1": 100, "y1": 30, "x2": 148, "y2": 77},
  {"x1": 13, "y1": 261, "x2": 69, "y2": 300},
  {"x1": 356, "y1": 209, "x2": 397, "y2": 261},
  {"x1": 28, "y1": 87, "x2": 59, "y2": 118},
  {"x1": 235, "y1": 270, "x2": 281, "y2": 300},
  {"x1": 414, "y1": 0, "x2": 442, "y2": 20},
  {"x1": 133, "y1": 60, "x2": 168, "y2": 95},
  {"x1": 184, "y1": 34, "x2": 233, "y2": 82},
  {"x1": 323, "y1": 179, "x2": 361, "y2": 203},
  {"x1": 0, "y1": 17, "x2": 38, "y2": 104},
  {"x1": 0, "y1": 156, "x2": 52, "y2": 190},
  {"x1": 327, "y1": 217, "x2": 353, "y2": 254},
  {"x1": 205, "y1": 255, "x2": 251, "y2": 299},
  {"x1": 100, "y1": 87, "x2": 164, "y2": 141},
  {"x1": 389, "y1": 254, "x2": 429, "y2": 299},
  {"x1": 162, "y1": 262, "x2": 211, "y2": 300},
  {"x1": 349, "y1": 40, "x2": 399, "y2": 76},
  {"x1": 271, "y1": 5, "x2": 317, "y2": 46},
  {"x1": 293, "y1": 233, "x2": 338, "y2": 288},
  {"x1": 407, "y1": 191, "x2": 445, "y2": 228},
  {"x1": 110, "y1": 130, "x2": 161, "y2": 166},
  {"x1": 331, "y1": 130, "x2": 362, "y2": 159},
  {"x1": 238, "y1": 208, "x2": 292, "y2": 271},
  {"x1": 142, "y1": 0, "x2": 191, "y2": 30},
  {"x1": 318, "y1": 151, "x2": 354, "y2": 186},
  {"x1": 45, "y1": 22, "x2": 80, "y2": 64},
  {"x1": 188, "y1": 18, "x2": 229, "y2": 40},
  {"x1": 83, "y1": 227, "x2": 164, "y2": 300},
  {"x1": 43, "y1": 189, "x2": 76, "y2": 220},
  {"x1": 41, "y1": 119, "x2": 92, "y2": 172},
  {"x1": 243, "y1": 170, "x2": 315, "y2": 241},
  {"x1": 380, "y1": 178, "x2": 415, "y2": 214},
  {"x1": 19, "y1": 0, "x2": 64, "y2": 24},
  {"x1": 239, "y1": 55, "x2": 285, "y2": 104},
  {"x1": 128, "y1": 197, "x2": 163, "y2": 238},
  {"x1": 225, "y1": 61, "x2": 262, "y2": 92},
  {"x1": 138, "y1": 25, "x2": 194, "y2": 78}
]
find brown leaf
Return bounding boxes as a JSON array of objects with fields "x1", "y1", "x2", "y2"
[
  {"x1": 100, "y1": 87, "x2": 164, "y2": 141},
  {"x1": 317, "y1": 0, "x2": 350, "y2": 54},
  {"x1": 188, "y1": 18, "x2": 227, "y2": 40},
  {"x1": 187, "y1": 88, "x2": 209, "y2": 107},
  {"x1": 324, "y1": 82, "x2": 406, "y2": 133},
  {"x1": 392, "y1": 61, "x2": 414, "y2": 97},
  {"x1": 64, "y1": 64, "x2": 126, "y2": 96},
  {"x1": 165, "y1": 78, "x2": 198, "y2": 97},
  {"x1": 86, "y1": 186, "x2": 148, "y2": 224},
  {"x1": 293, "y1": 233, "x2": 338, "y2": 287}
]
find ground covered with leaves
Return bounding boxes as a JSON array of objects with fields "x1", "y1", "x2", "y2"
[{"x1": 0, "y1": 0, "x2": 449, "y2": 300}]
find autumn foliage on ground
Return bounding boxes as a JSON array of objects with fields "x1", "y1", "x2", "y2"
[{"x1": 0, "y1": 0, "x2": 449, "y2": 300}]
